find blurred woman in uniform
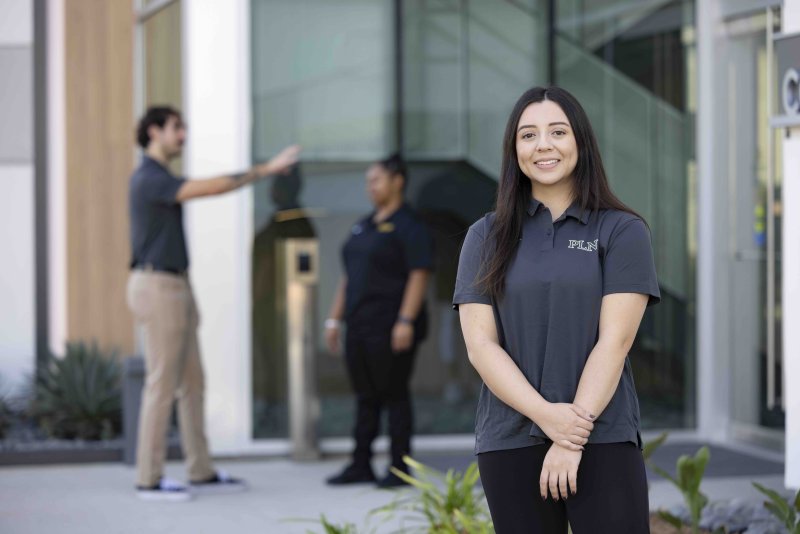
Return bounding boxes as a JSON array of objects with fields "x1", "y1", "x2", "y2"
[{"x1": 324, "y1": 154, "x2": 433, "y2": 488}]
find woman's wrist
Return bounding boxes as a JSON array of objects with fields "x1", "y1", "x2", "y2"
[{"x1": 526, "y1": 396, "x2": 550, "y2": 424}]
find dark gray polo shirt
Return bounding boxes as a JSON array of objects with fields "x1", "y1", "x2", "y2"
[
  {"x1": 453, "y1": 198, "x2": 660, "y2": 454},
  {"x1": 129, "y1": 156, "x2": 188, "y2": 272}
]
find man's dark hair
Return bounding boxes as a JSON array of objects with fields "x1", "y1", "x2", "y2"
[
  {"x1": 136, "y1": 106, "x2": 181, "y2": 149},
  {"x1": 377, "y1": 153, "x2": 408, "y2": 190}
]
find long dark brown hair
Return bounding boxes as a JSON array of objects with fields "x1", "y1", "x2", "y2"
[{"x1": 479, "y1": 86, "x2": 642, "y2": 299}]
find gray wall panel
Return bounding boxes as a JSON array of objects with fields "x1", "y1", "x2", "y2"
[{"x1": 0, "y1": 47, "x2": 33, "y2": 162}]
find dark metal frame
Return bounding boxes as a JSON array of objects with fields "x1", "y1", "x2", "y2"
[
  {"x1": 394, "y1": 0, "x2": 404, "y2": 153},
  {"x1": 548, "y1": 0, "x2": 556, "y2": 84},
  {"x1": 34, "y1": 0, "x2": 49, "y2": 366}
]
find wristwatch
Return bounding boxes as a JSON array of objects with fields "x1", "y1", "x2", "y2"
[
  {"x1": 397, "y1": 315, "x2": 414, "y2": 325},
  {"x1": 324, "y1": 318, "x2": 341, "y2": 329}
]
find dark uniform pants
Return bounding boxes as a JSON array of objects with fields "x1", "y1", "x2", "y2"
[{"x1": 344, "y1": 327, "x2": 417, "y2": 470}]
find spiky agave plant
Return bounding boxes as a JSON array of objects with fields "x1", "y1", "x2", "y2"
[
  {"x1": 31, "y1": 342, "x2": 121, "y2": 440},
  {"x1": 0, "y1": 384, "x2": 10, "y2": 439}
]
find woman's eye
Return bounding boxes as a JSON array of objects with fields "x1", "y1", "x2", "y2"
[
  {"x1": 552, "y1": 130, "x2": 566, "y2": 137},
  {"x1": 521, "y1": 132, "x2": 535, "y2": 140}
]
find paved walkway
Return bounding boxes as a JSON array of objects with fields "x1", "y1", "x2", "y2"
[{"x1": 0, "y1": 441, "x2": 789, "y2": 534}]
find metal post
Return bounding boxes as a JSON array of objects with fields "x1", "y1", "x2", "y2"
[
  {"x1": 122, "y1": 356, "x2": 145, "y2": 465},
  {"x1": 765, "y1": 6, "x2": 778, "y2": 410},
  {"x1": 278, "y1": 238, "x2": 321, "y2": 461}
]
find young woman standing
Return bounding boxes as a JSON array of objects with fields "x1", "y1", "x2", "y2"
[{"x1": 453, "y1": 86, "x2": 660, "y2": 533}]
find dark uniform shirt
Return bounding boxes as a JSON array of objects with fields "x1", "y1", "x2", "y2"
[
  {"x1": 342, "y1": 203, "x2": 434, "y2": 338},
  {"x1": 129, "y1": 156, "x2": 188, "y2": 272},
  {"x1": 452, "y1": 198, "x2": 660, "y2": 454}
]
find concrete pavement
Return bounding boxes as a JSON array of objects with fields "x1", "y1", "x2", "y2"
[{"x1": 0, "y1": 441, "x2": 789, "y2": 534}]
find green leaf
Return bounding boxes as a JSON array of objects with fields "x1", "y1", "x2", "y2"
[
  {"x1": 754, "y1": 482, "x2": 792, "y2": 522},
  {"x1": 694, "y1": 446, "x2": 710, "y2": 479},
  {"x1": 658, "y1": 510, "x2": 684, "y2": 529},
  {"x1": 389, "y1": 466, "x2": 434, "y2": 493},
  {"x1": 764, "y1": 502, "x2": 789, "y2": 524},
  {"x1": 652, "y1": 464, "x2": 678, "y2": 486},
  {"x1": 642, "y1": 432, "x2": 669, "y2": 461}
]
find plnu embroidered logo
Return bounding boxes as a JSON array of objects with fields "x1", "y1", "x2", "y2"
[{"x1": 568, "y1": 239, "x2": 598, "y2": 252}]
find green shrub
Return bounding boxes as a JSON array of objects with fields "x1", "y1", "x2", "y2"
[
  {"x1": 30, "y1": 342, "x2": 121, "y2": 440},
  {"x1": 0, "y1": 391, "x2": 10, "y2": 439},
  {"x1": 306, "y1": 515, "x2": 363, "y2": 534},
  {"x1": 643, "y1": 431, "x2": 669, "y2": 462},
  {"x1": 287, "y1": 512, "x2": 380, "y2": 534},
  {"x1": 753, "y1": 482, "x2": 800, "y2": 534},
  {"x1": 373, "y1": 456, "x2": 494, "y2": 534},
  {"x1": 651, "y1": 446, "x2": 711, "y2": 534}
]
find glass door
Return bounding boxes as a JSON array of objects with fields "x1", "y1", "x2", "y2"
[{"x1": 725, "y1": 11, "x2": 785, "y2": 441}]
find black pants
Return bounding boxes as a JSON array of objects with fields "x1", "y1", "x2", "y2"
[
  {"x1": 478, "y1": 442, "x2": 650, "y2": 534},
  {"x1": 344, "y1": 328, "x2": 417, "y2": 471}
]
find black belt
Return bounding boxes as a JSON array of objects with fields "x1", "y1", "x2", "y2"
[{"x1": 132, "y1": 263, "x2": 187, "y2": 276}]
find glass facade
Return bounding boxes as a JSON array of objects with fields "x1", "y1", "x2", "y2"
[
  {"x1": 250, "y1": 0, "x2": 697, "y2": 439},
  {"x1": 555, "y1": 0, "x2": 696, "y2": 428}
]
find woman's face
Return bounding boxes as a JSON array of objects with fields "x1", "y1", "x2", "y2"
[
  {"x1": 515, "y1": 100, "x2": 578, "y2": 192},
  {"x1": 365, "y1": 163, "x2": 403, "y2": 207}
]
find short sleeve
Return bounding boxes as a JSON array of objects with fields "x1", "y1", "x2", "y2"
[
  {"x1": 144, "y1": 170, "x2": 185, "y2": 206},
  {"x1": 602, "y1": 218, "x2": 661, "y2": 306},
  {"x1": 400, "y1": 220, "x2": 434, "y2": 271},
  {"x1": 452, "y1": 220, "x2": 492, "y2": 310}
]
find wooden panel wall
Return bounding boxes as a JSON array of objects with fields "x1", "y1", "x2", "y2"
[{"x1": 64, "y1": 0, "x2": 135, "y2": 355}]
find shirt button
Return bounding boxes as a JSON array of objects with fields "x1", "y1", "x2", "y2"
[{"x1": 546, "y1": 229, "x2": 552, "y2": 236}]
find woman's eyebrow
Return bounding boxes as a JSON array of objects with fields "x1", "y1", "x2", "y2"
[{"x1": 517, "y1": 122, "x2": 570, "y2": 132}]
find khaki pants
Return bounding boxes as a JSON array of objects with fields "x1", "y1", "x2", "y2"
[{"x1": 126, "y1": 270, "x2": 215, "y2": 487}]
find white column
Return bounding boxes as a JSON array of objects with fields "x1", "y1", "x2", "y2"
[
  {"x1": 696, "y1": 0, "x2": 729, "y2": 442},
  {"x1": 183, "y1": 0, "x2": 253, "y2": 454},
  {"x1": 782, "y1": 0, "x2": 800, "y2": 491},
  {"x1": 47, "y1": 0, "x2": 66, "y2": 359}
]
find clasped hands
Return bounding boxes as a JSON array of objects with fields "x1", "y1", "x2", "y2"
[{"x1": 537, "y1": 403, "x2": 595, "y2": 502}]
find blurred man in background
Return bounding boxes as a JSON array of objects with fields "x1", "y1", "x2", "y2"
[{"x1": 127, "y1": 106, "x2": 299, "y2": 501}]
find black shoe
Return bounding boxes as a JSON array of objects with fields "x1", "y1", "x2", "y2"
[
  {"x1": 326, "y1": 464, "x2": 376, "y2": 485},
  {"x1": 189, "y1": 470, "x2": 247, "y2": 495},
  {"x1": 376, "y1": 470, "x2": 410, "y2": 489}
]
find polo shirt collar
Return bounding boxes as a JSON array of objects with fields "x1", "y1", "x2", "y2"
[
  {"x1": 564, "y1": 200, "x2": 591, "y2": 225},
  {"x1": 368, "y1": 202, "x2": 409, "y2": 226},
  {"x1": 142, "y1": 155, "x2": 168, "y2": 172},
  {"x1": 526, "y1": 197, "x2": 590, "y2": 224},
  {"x1": 526, "y1": 197, "x2": 543, "y2": 216}
]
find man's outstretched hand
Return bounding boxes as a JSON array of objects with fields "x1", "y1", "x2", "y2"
[{"x1": 257, "y1": 144, "x2": 301, "y2": 177}]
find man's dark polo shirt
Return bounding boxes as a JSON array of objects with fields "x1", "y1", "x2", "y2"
[
  {"x1": 453, "y1": 198, "x2": 661, "y2": 454},
  {"x1": 342, "y1": 203, "x2": 433, "y2": 338},
  {"x1": 129, "y1": 156, "x2": 188, "y2": 272}
]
